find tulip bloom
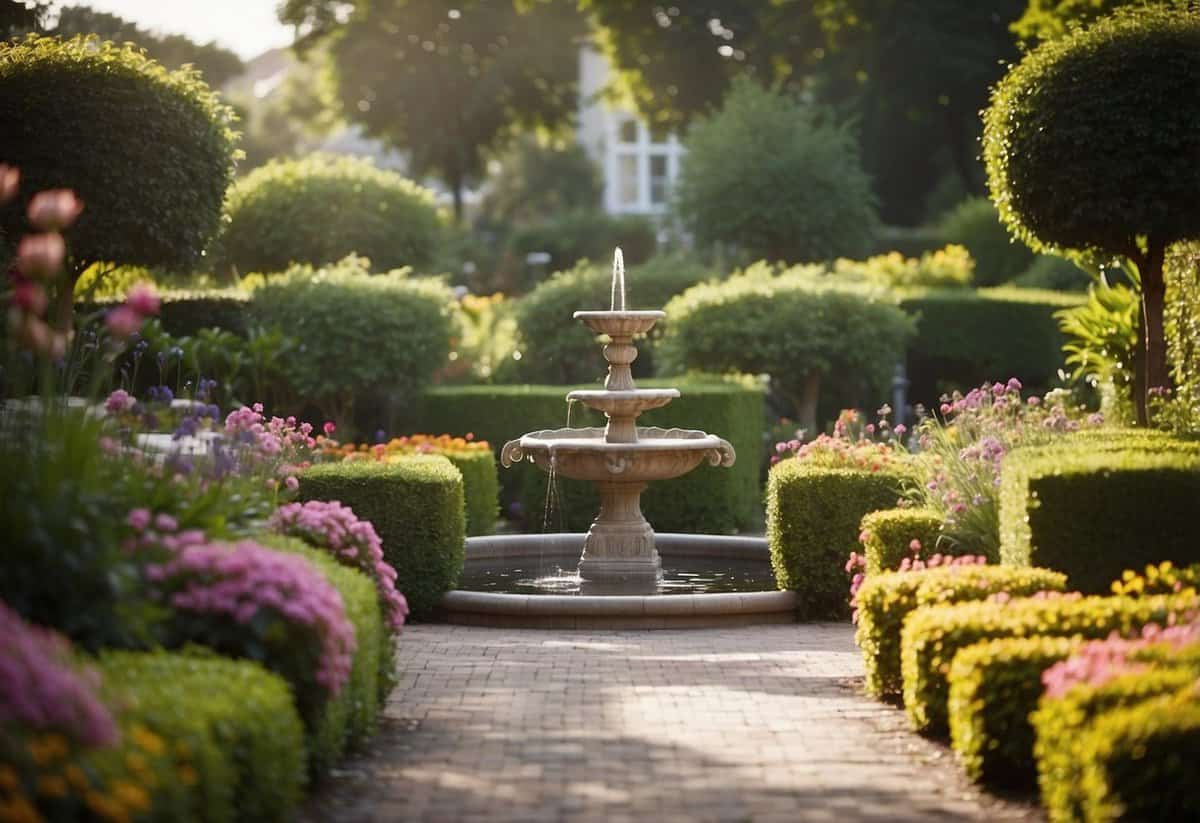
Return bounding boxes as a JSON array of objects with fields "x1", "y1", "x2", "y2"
[
  {"x1": 0, "y1": 165, "x2": 18, "y2": 203},
  {"x1": 105, "y1": 305, "x2": 142, "y2": 339},
  {"x1": 27, "y1": 189, "x2": 83, "y2": 231},
  {"x1": 16, "y1": 233, "x2": 65, "y2": 279},
  {"x1": 125, "y1": 283, "x2": 161, "y2": 316}
]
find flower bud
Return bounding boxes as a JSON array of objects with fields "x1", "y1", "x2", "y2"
[
  {"x1": 27, "y1": 189, "x2": 83, "y2": 231},
  {"x1": 105, "y1": 305, "x2": 142, "y2": 339},
  {"x1": 10, "y1": 281, "x2": 48, "y2": 316},
  {"x1": 125, "y1": 283, "x2": 161, "y2": 316},
  {"x1": 16, "y1": 233, "x2": 65, "y2": 279},
  {"x1": 0, "y1": 165, "x2": 18, "y2": 203}
]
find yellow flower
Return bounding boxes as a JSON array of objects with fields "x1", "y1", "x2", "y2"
[
  {"x1": 130, "y1": 726, "x2": 165, "y2": 757},
  {"x1": 0, "y1": 767, "x2": 18, "y2": 791},
  {"x1": 26, "y1": 734, "x2": 67, "y2": 766},
  {"x1": 176, "y1": 765, "x2": 198, "y2": 786},
  {"x1": 64, "y1": 765, "x2": 89, "y2": 791},
  {"x1": 111, "y1": 781, "x2": 150, "y2": 813},
  {"x1": 0, "y1": 793, "x2": 45, "y2": 823},
  {"x1": 34, "y1": 776, "x2": 67, "y2": 798}
]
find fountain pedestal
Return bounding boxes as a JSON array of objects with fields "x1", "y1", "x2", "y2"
[{"x1": 577, "y1": 480, "x2": 658, "y2": 589}]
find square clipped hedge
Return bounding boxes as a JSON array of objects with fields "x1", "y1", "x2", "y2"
[
  {"x1": 81, "y1": 289, "x2": 251, "y2": 337},
  {"x1": 436, "y1": 449, "x2": 498, "y2": 536},
  {"x1": 901, "y1": 593, "x2": 1198, "y2": 736},
  {"x1": 409, "y1": 380, "x2": 764, "y2": 534},
  {"x1": 298, "y1": 455, "x2": 465, "y2": 618},
  {"x1": 767, "y1": 462, "x2": 912, "y2": 619},
  {"x1": 97, "y1": 650, "x2": 306, "y2": 823},
  {"x1": 1033, "y1": 666, "x2": 1200, "y2": 822},
  {"x1": 999, "y1": 444, "x2": 1200, "y2": 594},
  {"x1": 855, "y1": 565, "x2": 1066, "y2": 699},
  {"x1": 946, "y1": 635, "x2": 1079, "y2": 788},
  {"x1": 858, "y1": 507, "x2": 945, "y2": 574}
]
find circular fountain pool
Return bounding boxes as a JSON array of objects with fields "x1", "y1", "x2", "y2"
[{"x1": 439, "y1": 534, "x2": 797, "y2": 629}]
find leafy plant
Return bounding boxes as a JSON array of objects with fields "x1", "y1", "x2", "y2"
[
  {"x1": 1055, "y1": 271, "x2": 1140, "y2": 418},
  {"x1": 833, "y1": 245, "x2": 974, "y2": 289},
  {"x1": 938, "y1": 197, "x2": 1035, "y2": 287}
]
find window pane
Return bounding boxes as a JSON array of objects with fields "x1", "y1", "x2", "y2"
[
  {"x1": 618, "y1": 119, "x2": 638, "y2": 144},
  {"x1": 649, "y1": 155, "x2": 668, "y2": 204},
  {"x1": 618, "y1": 154, "x2": 638, "y2": 205}
]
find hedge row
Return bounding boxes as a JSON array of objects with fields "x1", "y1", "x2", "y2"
[
  {"x1": 441, "y1": 450, "x2": 499, "y2": 537},
  {"x1": 409, "y1": 381, "x2": 764, "y2": 534},
  {"x1": 80, "y1": 290, "x2": 251, "y2": 337},
  {"x1": 901, "y1": 593, "x2": 1197, "y2": 736},
  {"x1": 298, "y1": 456, "x2": 466, "y2": 618},
  {"x1": 900, "y1": 287, "x2": 1082, "y2": 402},
  {"x1": 854, "y1": 565, "x2": 1067, "y2": 699},
  {"x1": 858, "y1": 507, "x2": 944, "y2": 575},
  {"x1": 999, "y1": 442, "x2": 1200, "y2": 593}
]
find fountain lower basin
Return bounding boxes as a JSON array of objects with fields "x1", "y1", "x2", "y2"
[{"x1": 439, "y1": 534, "x2": 797, "y2": 629}]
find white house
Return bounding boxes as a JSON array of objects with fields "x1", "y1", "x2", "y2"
[{"x1": 576, "y1": 45, "x2": 684, "y2": 217}]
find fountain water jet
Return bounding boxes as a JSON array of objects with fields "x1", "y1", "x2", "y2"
[{"x1": 501, "y1": 249, "x2": 736, "y2": 593}]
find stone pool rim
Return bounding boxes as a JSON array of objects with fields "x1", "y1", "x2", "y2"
[{"x1": 438, "y1": 533, "x2": 797, "y2": 629}]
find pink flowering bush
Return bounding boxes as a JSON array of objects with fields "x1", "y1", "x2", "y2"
[
  {"x1": 1042, "y1": 621, "x2": 1200, "y2": 701},
  {"x1": 223, "y1": 403, "x2": 319, "y2": 492},
  {"x1": 145, "y1": 539, "x2": 356, "y2": 718},
  {"x1": 775, "y1": 408, "x2": 907, "y2": 470},
  {"x1": 846, "y1": 535, "x2": 987, "y2": 622},
  {"x1": 0, "y1": 601, "x2": 117, "y2": 748},
  {"x1": 270, "y1": 501, "x2": 409, "y2": 631}
]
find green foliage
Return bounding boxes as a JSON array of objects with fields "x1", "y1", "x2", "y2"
[
  {"x1": 409, "y1": 381, "x2": 765, "y2": 534},
  {"x1": 901, "y1": 287, "x2": 1082, "y2": 402},
  {"x1": 1010, "y1": 253, "x2": 1091, "y2": 291},
  {"x1": 858, "y1": 508, "x2": 944, "y2": 575},
  {"x1": 441, "y1": 449, "x2": 499, "y2": 537},
  {"x1": 98, "y1": 650, "x2": 306, "y2": 823},
  {"x1": 659, "y1": 264, "x2": 914, "y2": 429},
  {"x1": 249, "y1": 257, "x2": 458, "y2": 427},
  {"x1": 258, "y1": 536, "x2": 387, "y2": 775},
  {"x1": 674, "y1": 77, "x2": 878, "y2": 262},
  {"x1": 766, "y1": 461, "x2": 912, "y2": 619},
  {"x1": 946, "y1": 635, "x2": 1079, "y2": 787},
  {"x1": 1162, "y1": 242, "x2": 1200, "y2": 434},
  {"x1": 1032, "y1": 665, "x2": 1200, "y2": 822},
  {"x1": 868, "y1": 226, "x2": 947, "y2": 259},
  {"x1": 833, "y1": 245, "x2": 974, "y2": 290},
  {"x1": 1055, "y1": 272, "x2": 1139, "y2": 406},
  {"x1": 297, "y1": 456, "x2": 466, "y2": 618},
  {"x1": 1012, "y1": 0, "x2": 1190, "y2": 42},
  {"x1": 999, "y1": 443, "x2": 1200, "y2": 594},
  {"x1": 503, "y1": 256, "x2": 714, "y2": 384},
  {"x1": 901, "y1": 593, "x2": 1197, "y2": 735},
  {"x1": 854, "y1": 565, "x2": 1066, "y2": 699},
  {"x1": 938, "y1": 198, "x2": 1035, "y2": 287},
  {"x1": 479, "y1": 136, "x2": 602, "y2": 225},
  {"x1": 0, "y1": 35, "x2": 238, "y2": 271},
  {"x1": 505, "y1": 210, "x2": 657, "y2": 291},
  {"x1": 218, "y1": 154, "x2": 445, "y2": 275}
]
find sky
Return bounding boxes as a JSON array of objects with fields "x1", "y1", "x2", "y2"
[{"x1": 58, "y1": 0, "x2": 295, "y2": 59}]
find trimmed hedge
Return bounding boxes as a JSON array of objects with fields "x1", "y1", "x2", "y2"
[
  {"x1": 1033, "y1": 666, "x2": 1200, "y2": 822},
  {"x1": 999, "y1": 445, "x2": 1200, "y2": 593},
  {"x1": 855, "y1": 565, "x2": 1067, "y2": 699},
  {"x1": 767, "y1": 462, "x2": 912, "y2": 619},
  {"x1": 260, "y1": 535, "x2": 388, "y2": 775},
  {"x1": 80, "y1": 289, "x2": 251, "y2": 337},
  {"x1": 859, "y1": 508, "x2": 944, "y2": 575},
  {"x1": 901, "y1": 593, "x2": 1197, "y2": 736},
  {"x1": 410, "y1": 381, "x2": 764, "y2": 534},
  {"x1": 900, "y1": 287, "x2": 1082, "y2": 402},
  {"x1": 946, "y1": 635, "x2": 1079, "y2": 788},
  {"x1": 97, "y1": 650, "x2": 306, "y2": 823},
  {"x1": 443, "y1": 450, "x2": 499, "y2": 537},
  {"x1": 298, "y1": 456, "x2": 465, "y2": 618}
]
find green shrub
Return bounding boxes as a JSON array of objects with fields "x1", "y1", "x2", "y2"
[
  {"x1": 81, "y1": 290, "x2": 251, "y2": 337},
  {"x1": 479, "y1": 136, "x2": 601, "y2": 225},
  {"x1": 259, "y1": 535, "x2": 388, "y2": 775},
  {"x1": 1112, "y1": 560, "x2": 1200, "y2": 598},
  {"x1": 505, "y1": 209, "x2": 656, "y2": 289},
  {"x1": 1033, "y1": 666, "x2": 1200, "y2": 822},
  {"x1": 855, "y1": 565, "x2": 1066, "y2": 699},
  {"x1": 0, "y1": 35, "x2": 237, "y2": 275},
  {"x1": 766, "y1": 462, "x2": 912, "y2": 619},
  {"x1": 1055, "y1": 272, "x2": 1140, "y2": 412},
  {"x1": 411, "y1": 380, "x2": 764, "y2": 534},
  {"x1": 249, "y1": 257, "x2": 458, "y2": 428},
  {"x1": 868, "y1": 225, "x2": 946, "y2": 258},
  {"x1": 999, "y1": 445, "x2": 1200, "y2": 594},
  {"x1": 502, "y1": 255, "x2": 714, "y2": 384},
  {"x1": 859, "y1": 508, "x2": 944, "y2": 575},
  {"x1": 443, "y1": 450, "x2": 498, "y2": 537},
  {"x1": 938, "y1": 197, "x2": 1036, "y2": 288},
  {"x1": 833, "y1": 245, "x2": 974, "y2": 289},
  {"x1": 946, "y1": 635, "x2": 1079, "y2": 788},
  {"x1": 659, "y1": 264, "x2": 914, "y2": 434},
  {"x1": 98, "y1": 650, "x2": 306, "y2": 823},
  {"x1": 218, "y1": 154, "x2": 444, "y2": 275},
  {"x1": 297, "y1": 456, "x2": 465, "y2": 618},
  {"x1": 1011, "y1": 254, "x2": 1091, "y2": 291},
  {"x1": 674, "y1": 76, "x2": 878, "y2": 262},
  {"x1": 901, "y1": 286, "x2": 1083, "y2": 401},
  {"x1": 1164, "y1": 241, "x2": 1200, "y2": 434},
  {"x1": 901, "y1": 593, "x2": 1197, "y2": 736}
]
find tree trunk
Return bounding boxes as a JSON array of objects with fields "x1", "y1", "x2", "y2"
[
  {"x1": 451, "y1": 179, "x2": 464, "y2": 225},
  {"x1": 1140, "y1": 239, "x2": 1171, "y2": 423},
  {"x1": 794, "y1": 371, "x2": 822, "y2": 439}
]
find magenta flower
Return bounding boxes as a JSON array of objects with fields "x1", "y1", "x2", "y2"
[
  {"x1": 105, "y1": 305, "x2": 142, "y2": 339},
  {"x1": 27, "y1": 189, "x2": 83, "y2": 231},
  {"x1": 125, "y1": 283, "x2": 161, "y2": 317}
]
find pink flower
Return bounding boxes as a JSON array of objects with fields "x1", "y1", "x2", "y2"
[
  {"x1": 16, "y1": 233, "x2": 65, "y2": 278},
  {"x1": 10, "y1": 280, "x2": 47, "y2": 315},
  {"x1": 27, "y1": 189, "x2": 83, "y2": 231},
  {"x1": 909, "y1": 539, "x2": 922, "y2": 552},
  {"x1": 104, "y1": 389, "x2": 136, "y2": 415},
  {"x1": 125, "y1": 283, "x2": 161, "y2": 317},
  {"x1": 0, "y1": 164, "x2": 19, "y2": 203},
  {"x1": 154, "y1": 513, "x2": 178, "y2": 533},
  {"x1": 323, "y1": 422, "x2": 336, "y2": 436},
  {"x1": 126, "y1": 508, "x2": 152, "y2": 531},
  {"x1": 105, "y1": 305, "x2": 142, "y2": 339},
  {"x1": 285, "y1": 476, "x2": 299, "y2": 492}
]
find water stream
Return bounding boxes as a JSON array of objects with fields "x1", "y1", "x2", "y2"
[{"x1": 610, "y1": 246, "x2": 626, "y2": 311}]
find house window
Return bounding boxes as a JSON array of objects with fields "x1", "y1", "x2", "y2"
[
  {"x1": 618, "y1": 119, "x2": 639, "y2": 144},
  {"x1": 617, "y1": 154, "x2": 639, "y2": 206},
  {"x1": 649, "y1": 154, "x2": 669, "y2": 205}
]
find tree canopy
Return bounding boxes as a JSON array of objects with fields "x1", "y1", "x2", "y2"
[{"x1": 1011, "y1": 0, "x2": 1191, "y2": 42}]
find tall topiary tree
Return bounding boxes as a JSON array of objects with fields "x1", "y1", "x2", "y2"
[
  {"x1": 0, "y1": 35, "x2": 239, "y2": 324},
  {"x1": 983, "y1": 8, "x2": 1200, "y2": 423},
  {"x1": 674, "y1": 77, "x2": 878, "y2": 263}
]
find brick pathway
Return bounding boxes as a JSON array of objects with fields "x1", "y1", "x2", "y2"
[{"x1": 301, "y1": 624, "x2": 1040, "y2": 822}]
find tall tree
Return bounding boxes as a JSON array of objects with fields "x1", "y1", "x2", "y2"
[
  {"x1": 1012, "y1": 0, "x2": 1191, "y2": 42},
  {"x1": 280, "y1": 0, "x2": 583, "y2": 222}
]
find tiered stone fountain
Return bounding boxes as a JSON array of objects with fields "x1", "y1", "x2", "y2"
[{"x1": 500, "y1": 249, "x2": 736, "y2": 592}]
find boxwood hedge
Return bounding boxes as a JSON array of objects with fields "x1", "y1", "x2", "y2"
[
  {"x1": 410, "y1": 380, "x2": 764, "y2": 534},
  {"x1": 855, "y1": 565, "x2": 1066, "y2": 699},
  {"x1": 97, "y1": 650, "x2": 306, "y2": 823},
  {"x1": 858, "y1": 508, "x2": 944, "y2": 575},
  {"x1": 999, "y1": 444, "x2": 1200, "y2": 593},
  {"x1": 1033, "y1": 666, "x2": 1200, "y2": 822},
  {"x1": 298, "y1": 456, "x2": 465, "y2": 618},
  {"x1": 901, "y1": 593, "x2": 1197, "y2": 736}
]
